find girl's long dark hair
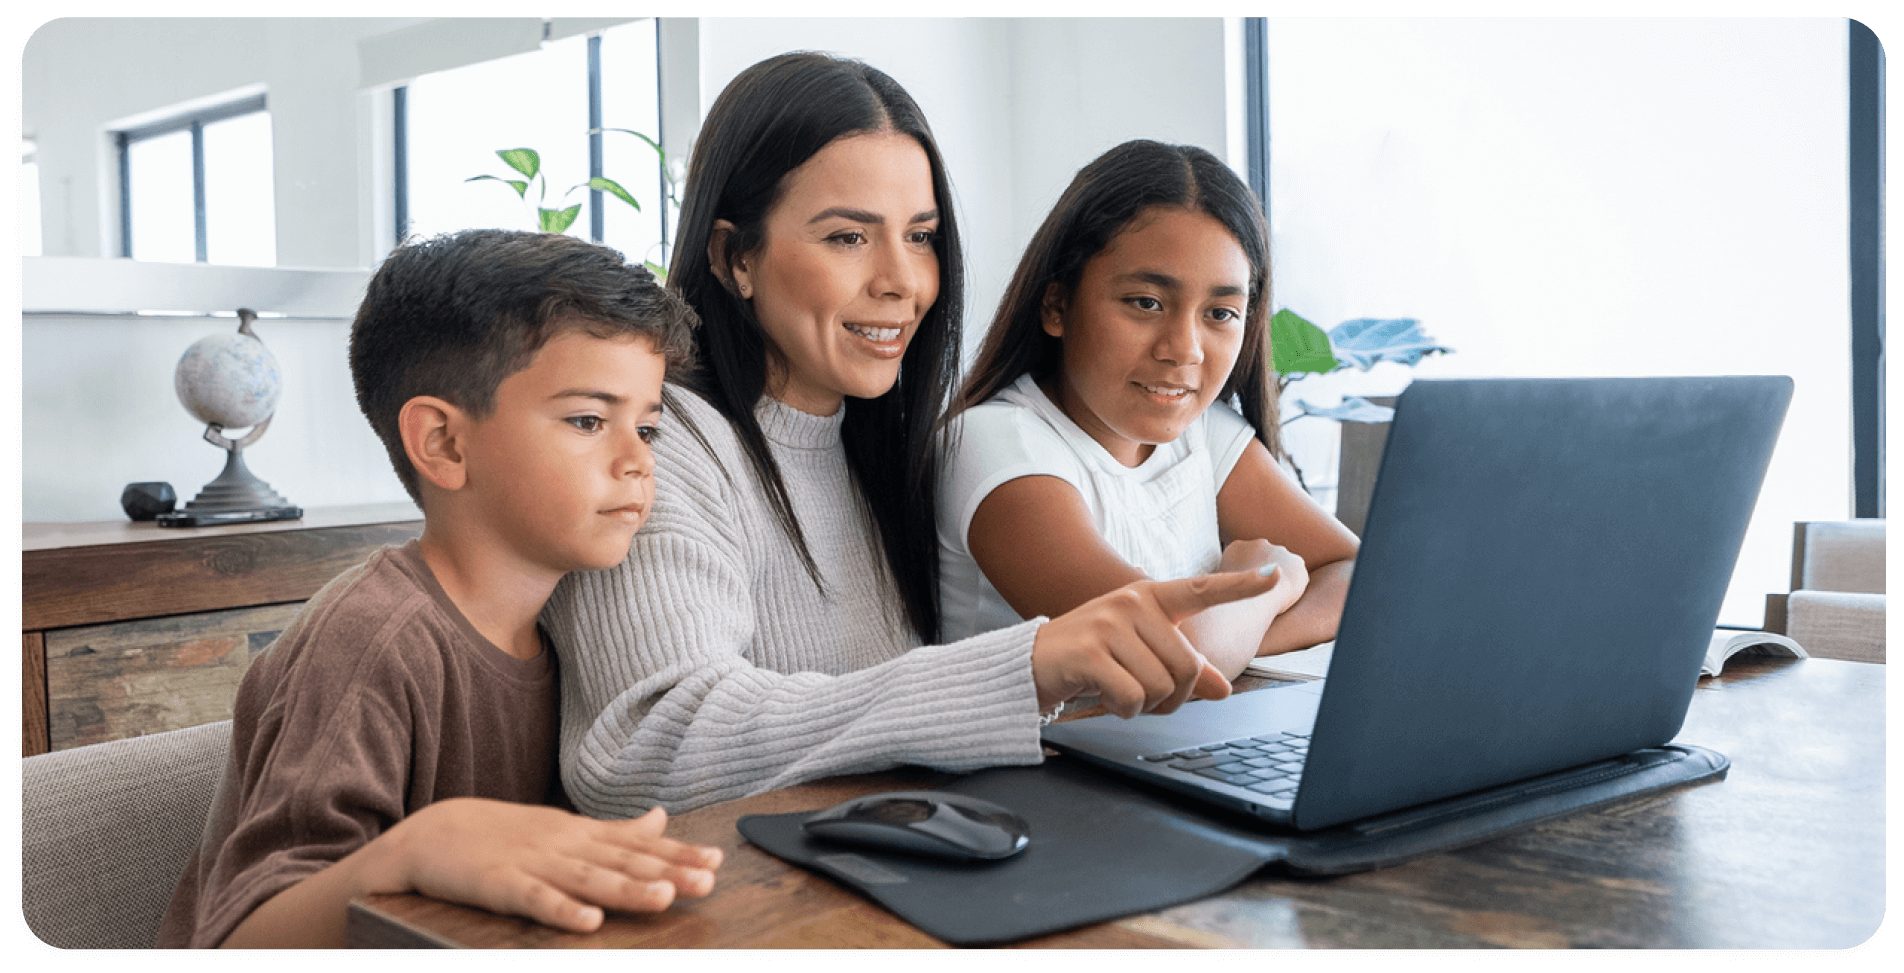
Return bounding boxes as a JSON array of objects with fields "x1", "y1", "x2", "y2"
[
  {"x1": 668, "y1": 52, "x2": 963, "y2": 643},
  {"x1": 955, "y1": 140, "x2": 1280, "y2": 459}
]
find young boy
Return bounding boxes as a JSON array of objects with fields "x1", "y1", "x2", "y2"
[{"x1": 157, "y1": 229, "x2": 718, "y2": 948}]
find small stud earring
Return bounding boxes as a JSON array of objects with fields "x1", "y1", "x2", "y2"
[{"x1": 739, "y1": 283, "x2": 750, "y2": 298}]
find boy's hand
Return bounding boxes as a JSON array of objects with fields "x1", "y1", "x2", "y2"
[
  {"x1": 1031, "y1": 566, "x2": 1281, "y2": 718},
  {"x1": 379, "y1": 798, "x2": 723, "y2": 933}
]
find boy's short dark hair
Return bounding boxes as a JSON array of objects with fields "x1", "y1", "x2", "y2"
[{"x1": 350, "y1": 229, "x2": 699, "y2": 502}]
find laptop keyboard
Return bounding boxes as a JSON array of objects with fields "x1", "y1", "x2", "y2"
[{"x1": 1139, "y1": 731, "x2": 1310, "y2": 798}]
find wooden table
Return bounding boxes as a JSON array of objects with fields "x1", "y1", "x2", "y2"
[{"x1": 347, "y1": 656, "x2": 1885, "y2": 948}]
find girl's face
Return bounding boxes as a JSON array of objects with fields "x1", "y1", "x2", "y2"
[
  {"x1": 725, "y1": 130, "x2": 942, "y2": 416},
  {"x1": 1043, "y1": 206, "x2": 1252, "y2": 467}
]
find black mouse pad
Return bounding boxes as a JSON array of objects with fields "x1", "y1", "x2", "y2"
[
  {"x1": 736, "y1": 745, "x2": 1728, "y2": 946},
  {"x1": 738, "y1": 755, "x2": 1287, "y2": 946}
]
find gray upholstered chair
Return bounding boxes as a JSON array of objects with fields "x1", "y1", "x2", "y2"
[
  {"x1": 1766, "y1": 520, "x2": 1886, "y2": 664},
  {"x1": 22, "y1": 719, "x2": 230, "y2": 948}
]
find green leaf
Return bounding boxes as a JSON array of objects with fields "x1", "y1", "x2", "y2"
[
  {"x1": 600, "y1": 127, "x2": 663, "y2": 154},
  {"x1": 465, "y1": 174, "x2": 530, "y2": 200},
  {"x1": 644, "y1": 260, "x2": 668, "y2": 282},
  {"x1": 539, "y1": 204, "x2": 582, "y2": 234},
  {"x1": 600, "y1": 127, "x2": 677, "y2": 193},
  {"x1": 586, "y1": 177, "x2": 640, "y2": 210},
  {"x1": 1271, "y1": 308, "x2": 1341, "y2": 376},
  {"x1": 497, "y1": 148, "x2": 540, "y2": 180},
  {"x1": 1327, "y1": 318, "x2": 1452, "y2": 370}
]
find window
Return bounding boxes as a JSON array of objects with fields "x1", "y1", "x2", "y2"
[
  {"x1": 1250, "y1": 20, "x2": 1873, "y2": 626},
  {"x1": 396, "y1": 20, "x2": 668, "y2": 269},
  {"x1": 115, "y1": 93, "x2": 276, "y2": 266}
]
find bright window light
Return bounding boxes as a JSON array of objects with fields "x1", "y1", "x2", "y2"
[
  {"x1": 126, "y1": 129, "x2": 195, "y2": 264},
  {"x1": 203, "y1": 111, "x2": 276, "y2": 266},
  {"x1": 402, "y1": 21, "x2": 666, "y2": 268}
]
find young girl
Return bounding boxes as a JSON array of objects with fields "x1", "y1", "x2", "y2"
[{"x1": 940, "y1": 140, "x2": 1359, "y2": 680}]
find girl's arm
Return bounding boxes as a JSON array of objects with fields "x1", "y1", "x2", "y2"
[
  {"x1": 966, "y1": 474, "x2": 1298, "y2": 681},
  {"x1": 1215, "y1": 439, "x2": 1360, "y2": 657}
]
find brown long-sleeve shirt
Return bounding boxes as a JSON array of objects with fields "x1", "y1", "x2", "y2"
[{"x1": 157, "y1": 541, "x2": 560, "y2": 948}]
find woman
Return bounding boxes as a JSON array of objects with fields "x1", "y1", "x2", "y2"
[{"x1": 544, "y1": 53, "x2": 1277, "y2": 816}]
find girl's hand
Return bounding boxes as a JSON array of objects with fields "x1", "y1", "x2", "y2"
[{"x1": 1219, "y1": 539, "x2": 1308, "y2": 616}]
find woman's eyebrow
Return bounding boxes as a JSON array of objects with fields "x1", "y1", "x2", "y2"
[{"x1": 807, "y1": 206, "x2": 940, "y2": 225}]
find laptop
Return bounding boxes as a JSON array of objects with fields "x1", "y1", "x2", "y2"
[{"x1": 1041, "y1": 376, "x2": 1792, "y2": 832}]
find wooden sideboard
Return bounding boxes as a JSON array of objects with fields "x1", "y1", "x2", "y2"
[{"x1": 20, "y1": 503, "x2": 423, "y2": 757}]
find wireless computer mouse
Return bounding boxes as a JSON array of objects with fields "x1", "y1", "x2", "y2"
[{"x1": 801, "y1": 790, "x2": 1031, "y2": 862}]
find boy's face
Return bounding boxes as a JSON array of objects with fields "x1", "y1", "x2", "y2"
[{"x1": 458, "y1": 328, "x2": 667, "y2": 575}]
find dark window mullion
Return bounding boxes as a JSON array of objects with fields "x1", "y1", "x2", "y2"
[
  {"x1": 588, "y1": 33, "x2": 604, "y2": 242},
  {"x1": 117, "y1": 131, "x2": 132, "y2": 258},
  {"x1": 393, "y1": 85, "x2": 409, "y2": 249},
  {"x1": 1244, "y1": 17, "x2": 1270, "y2": 220},
  {"x1": 191, "y1": 120, "x2": 207, "y2": 262},
  {"x1": 656, "y1": 17, "x2": 670, "y2": 260}
]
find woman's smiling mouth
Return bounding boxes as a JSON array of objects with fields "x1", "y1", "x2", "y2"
[
  {"x1": 845, "y1": 322, "x2": 903, "y2": 342},
  {"x1": 844, "y1": 321, "x2": 908, "y2": 358}
]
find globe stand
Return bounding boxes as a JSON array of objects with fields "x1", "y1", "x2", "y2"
[{"x1": 156, "y1": 418, "x2": 302, "y2": 527}]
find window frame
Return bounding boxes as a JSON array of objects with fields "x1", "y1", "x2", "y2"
[
  {"x1": 114, "y1": 92, "x2": 268, "y2": 262},
  {"x1": 1244, "y1": 17, "x2": 1269, "y2": 224}
]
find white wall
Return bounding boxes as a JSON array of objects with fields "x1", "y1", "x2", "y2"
[
  {"x1": 1266, "y1": 19, "x2": 1853, "y2": 625},
  {"x1": 22, "y1": 313, "x2": 412, "y2": 519}
]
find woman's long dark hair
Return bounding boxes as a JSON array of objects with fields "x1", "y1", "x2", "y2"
[
  {"x1": 668, "y1": 52, "x2": 963, "y2": 643},
  {"x1": 955, "y1": 140, "x2": 1280, "y2": 459}
]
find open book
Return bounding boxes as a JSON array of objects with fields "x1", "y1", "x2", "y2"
[{"x1": 1703, "y1": 629, "x2": 1807, "y2": 678}]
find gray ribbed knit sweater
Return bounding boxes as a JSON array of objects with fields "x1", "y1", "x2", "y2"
[{"x1": 544, "y1": 388, "x2": 1047, "y2": 817}]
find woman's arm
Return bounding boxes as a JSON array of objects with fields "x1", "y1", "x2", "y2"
[
  {"x1": 966, "y1": 475, "x2": 1297, "y2": 681},
  {"x1": 1215, "y1": 439, "x2": 1361, "y2": 656},
  {"x1": 547, "y1": 517, "x2": 1046, "y2": 819},
  {"x1": 543, "y1": 404, "x2": 1048, "y2": 819}
]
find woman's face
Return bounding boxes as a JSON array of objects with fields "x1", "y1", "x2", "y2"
[
  {"x1": 1043, "y1": 206, "x2": 1252, "y2": 467},
  {"x1": 725, "y1": 130, "x2": 941, "y2": 416}
]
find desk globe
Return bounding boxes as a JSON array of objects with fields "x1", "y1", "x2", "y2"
[{"x1": 157, "y1": 308, "x2": 302, "y2": 526}]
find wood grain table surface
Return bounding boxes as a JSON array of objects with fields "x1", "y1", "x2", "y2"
[{"x1": 348, "y1": 655, "x2": 1885, "y2": 949}]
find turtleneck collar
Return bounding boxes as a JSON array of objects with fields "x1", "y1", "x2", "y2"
[{"x1": 755, "y1": 394, "x2": 846, "y2": 450}]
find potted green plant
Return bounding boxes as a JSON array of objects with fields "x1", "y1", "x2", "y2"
[{"x1": 467, "y1": 127, "x2": 678, "y2": 276}]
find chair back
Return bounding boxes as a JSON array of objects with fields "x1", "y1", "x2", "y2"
[{"x1": 23, "y1": 720, "x2": 231, "y2": 949}]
